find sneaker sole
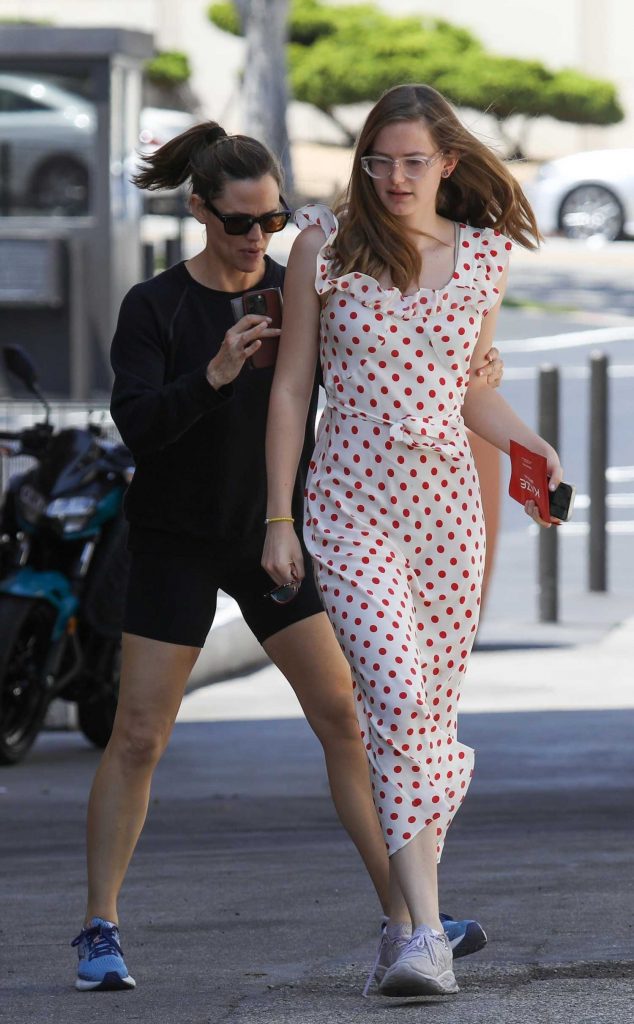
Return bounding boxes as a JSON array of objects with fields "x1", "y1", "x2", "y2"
[
  {"x1": 379, "y1": 964, "x2": 459, "y2": 997},
  {"x1": 76, "y1": 972, "x2": 136, "y2": 992},
  {"x1": 450, "y1": 922, "x2": 488, "y2": 959}
]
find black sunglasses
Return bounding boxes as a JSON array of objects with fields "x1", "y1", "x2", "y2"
[
  {"x1": 264, "y1": 580, "x2": 301, "y2": 605},
  {"x1": 206, "y1": 200, "x2": 292, "y2": 236}
]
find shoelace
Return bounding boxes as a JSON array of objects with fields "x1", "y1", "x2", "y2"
[
  {"x1": 71, "y1": 923, "x2": 124, "y2": 961},
  {"x1": 362, "y1": 928, "x2": 410, "y2": 998},
  {"x1": 362, "y1": 932, "x2": 387, "y2": 999},
  {"x1": 404, "y1": 928, "x2": 446, "y2": 966}
]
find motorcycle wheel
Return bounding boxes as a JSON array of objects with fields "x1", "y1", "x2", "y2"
[
  {"x1": 0, "y1": 596, "x2": 56, "y2": 765},
  {"x1": 77, "y1": 639, "x2": 121, "y2": 749}
]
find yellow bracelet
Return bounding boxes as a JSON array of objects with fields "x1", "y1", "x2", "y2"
[{"x1": 265, "y1": 516, "x2": 295, "y2": 524}]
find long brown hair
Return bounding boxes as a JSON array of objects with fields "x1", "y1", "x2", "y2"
[
  {"x1": 132, "y1": 121, "x2": 283, "y2": 201},
  {"x1": 333, "y1": 84, "x2": 540, "y2": 293}
]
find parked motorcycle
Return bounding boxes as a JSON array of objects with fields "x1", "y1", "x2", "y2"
[{"x1": 0, "y1": 344, "x2": 133, "y2": 764}]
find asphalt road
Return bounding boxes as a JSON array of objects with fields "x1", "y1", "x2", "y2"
[{"x1": 1, "y1": 706, "x2": 633, "y2": 1024}]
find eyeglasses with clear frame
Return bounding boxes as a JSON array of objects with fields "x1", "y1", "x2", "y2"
[
  {"x1": 360, "y1": 151, "x2": 445, "y2": 180},
  {"x1": 205, "y1": 200, "x2": 292, "y2": 236}
]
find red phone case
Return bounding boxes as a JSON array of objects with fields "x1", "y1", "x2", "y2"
[{"x1": 508, "y1": 440, "x2": 550, "y2": 521}]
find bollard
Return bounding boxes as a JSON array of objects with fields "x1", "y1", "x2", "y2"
[
  {"x1": 538, "y1": 365, "x2": 559, "y2": 622},
  {"x1": 0, "y1": 142, "x2": 10, "y2": 215},
  {"x1": 142, "y1": 242, "x2": 155, "y2": 280},
  {"x1": 589, "y1": 352, "x2": 609, "y2": 591},
  {"x1": 165, "y1": 235, "x2": 183, "y2": 268}
]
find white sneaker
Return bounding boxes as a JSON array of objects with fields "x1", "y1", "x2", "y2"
[
  {"x1": 362, "y1": 920, "x2": 412, "y2": 997},
  {"x1": 379, "y1": 924, "x2": 459, "y2": 997}
]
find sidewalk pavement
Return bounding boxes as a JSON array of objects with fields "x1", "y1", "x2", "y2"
[
  {"x1": 183, "y1": 613, "x2": 634, "y2": 723},
  {"x1": 2, "y1": 608, "x2": 633, "y2": 1023}
]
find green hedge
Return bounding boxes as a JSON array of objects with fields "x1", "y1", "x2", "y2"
[{"x1": 145, "y1": 51, "x2": 192, "y2": 87}]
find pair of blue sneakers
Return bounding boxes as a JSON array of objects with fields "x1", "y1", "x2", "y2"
[{"x1": 71, "y1": 911, "x2": 487, "y2": 991}]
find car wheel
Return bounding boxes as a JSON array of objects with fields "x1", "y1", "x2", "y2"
[
  {"x1": 559, "y1": 184, "x2": 624, "y2": 241},
  {"x1": 32, "y1": 157, "x2": 90, "y2": 215}
]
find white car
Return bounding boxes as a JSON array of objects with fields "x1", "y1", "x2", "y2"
[
  {"x1": 0, "y1": 72, "x2": 196, "y2": 216},
  {"x1": 137, "y1": 107, "x2": 197, "y2": 215},
  {"x1": 525, "y1": 149, "x2": 634, "y2": 241},
  {"x1": 139, "y1": 107, "x2": 197, "y2": 151}
]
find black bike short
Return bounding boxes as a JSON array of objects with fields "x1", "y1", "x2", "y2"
[{"x1": 122, "y1": 538, "x2": 324, "y2": 648}]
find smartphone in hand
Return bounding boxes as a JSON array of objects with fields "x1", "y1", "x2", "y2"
[
  {"x1": 230, "y1": 287, "x2": 283, "y2": 368},
  {"x1": 548, "y1": 481, "x2": 576, "y2": 522}
]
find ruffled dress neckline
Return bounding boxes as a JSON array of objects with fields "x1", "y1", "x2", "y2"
[{"x1": 294, "y1": 202, "x2": 512, "y2": 322}]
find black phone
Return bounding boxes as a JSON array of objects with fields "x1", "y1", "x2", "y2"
[{"x1": 549, "y1": 481, "x2": 576, "y2": 522}]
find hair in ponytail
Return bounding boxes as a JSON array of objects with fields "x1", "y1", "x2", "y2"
[{"x1": 132, "y1": 121, "x2": 283, "y2": 201}]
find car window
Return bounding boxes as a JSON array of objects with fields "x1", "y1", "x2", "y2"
[{"x1": 0, "y1": 89, "x2": 49, "y2": 114}]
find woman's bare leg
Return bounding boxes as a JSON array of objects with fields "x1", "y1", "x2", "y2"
[
  {"x1": 389, "y1": 827, "x2": 442, "y2": 932},
  {"x1": 263, "y1": 612, "x2": 409, "y2": 921},
  {"x1": 85, "y1": 633, "x2": 200, "y2": 923}
]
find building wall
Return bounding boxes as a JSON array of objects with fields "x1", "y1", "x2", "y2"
[{"x1": 1, "y1": 0, "x2": 632, "y2": 156}]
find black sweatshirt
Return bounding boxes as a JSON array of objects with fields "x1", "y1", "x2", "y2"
[{"x1": 110, "y1": 258, "x2": 318, "y2": 557}]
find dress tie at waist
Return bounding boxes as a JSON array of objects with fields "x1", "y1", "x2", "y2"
[
  {"x1": 325, "y1": 394, "x2": 466, "y2": 461},
  {"x1": 388, "y1": 414, "x2": 465, "y2": 459}
]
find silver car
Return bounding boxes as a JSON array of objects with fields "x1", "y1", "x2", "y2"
[
  {"x1": 0, "y1": 72, "x2": 95, "y2": 214},
  {"x1": 525, "y1": 149, "x2": 634, "y2": 242},
  {"x1": 0, "y1": 72, "x2": 196, "y2": 216}
]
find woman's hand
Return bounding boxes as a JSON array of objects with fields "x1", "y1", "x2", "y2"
[
  {"x1": 476, "y1": 346, "x2": 504, "y2": 389},
  {"x1": 262, "y1": 522, "x2": 305, "y2": 586},
  {"x1": 525, "y1": 446, "x2": 564, "y2": 528},
  {"x1": 206, "y1": 315, "x2": 281, "y2": 389}
]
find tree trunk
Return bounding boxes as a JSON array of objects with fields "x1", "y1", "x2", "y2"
[
  {"x1": 494, "y1": 115, "x2": 526, "y2": 161},
  {"x1": 236, "y1": 0, "x2": 294, "y2": 195}
]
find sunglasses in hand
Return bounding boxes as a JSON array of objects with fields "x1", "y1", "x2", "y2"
[{"x1": 264, "y1": 580, "x2": 301, "y2": 605}]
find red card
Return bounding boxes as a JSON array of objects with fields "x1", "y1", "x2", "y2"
[{"x1": 508, "y1": 440, "x2": 550, "y2": 521}]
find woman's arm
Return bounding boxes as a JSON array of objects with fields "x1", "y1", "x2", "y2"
[
  {"x1": 462, "y1": 269, "x2": 563, "y2": 525},
  {"x1": 111, "y1": 287, "x2": 278, "y2": 458},
  {"x1": 262, "y1": 227, "x2": 324, "y2": 584}
]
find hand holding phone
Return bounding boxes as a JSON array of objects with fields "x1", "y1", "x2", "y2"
[
  {"x1": 230, "y1": 287, "x2": 283, "y2": 368},
  {"x1": 548, "y1": 481, "x2": 576, "y2": 522}
]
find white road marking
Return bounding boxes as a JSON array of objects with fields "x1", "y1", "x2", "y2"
[
  {"x1": 500, "y1": 326, "x2": 634, "y2": 353},
  {"x1": 528, "y1": 521, "x2": 634, "y2": 536},
  {"x1": 607, "y1": 466, "x2": 634, "y2": 483},
  {"x1": 573, "y1": 494, "x2": 634, "y2": 510},
  {"x1": 502, "y1": 364, "x2": 634, "y2": 380}
]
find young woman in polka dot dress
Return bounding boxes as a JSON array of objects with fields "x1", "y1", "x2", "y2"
[{"x1": 263, "y1": 84, "x2": 563, "y2": 997}]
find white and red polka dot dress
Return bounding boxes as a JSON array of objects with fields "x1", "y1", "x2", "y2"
[{"x1": 296, "y1": 203, "x2": 511, "y2": 858}]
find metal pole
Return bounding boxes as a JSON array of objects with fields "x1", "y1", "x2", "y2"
[
  {"x1": 589, "y1": 352, "x2": 608, "y2": 591},
  {"x1": 142, "y1": 243, "x2": 155, "y2": 280},
  {"x1": 0, "y1": 142, "x2": 10, "y2": 216},
  {"x1": 68, "y1": 236, "x2": 91, "y2": 401},
  {"x1": 165, "y1": 235, "x2": 182, "y2": 268},
  {"x1": 538, "y1": 365, "x2": 559, "y2": 622}
]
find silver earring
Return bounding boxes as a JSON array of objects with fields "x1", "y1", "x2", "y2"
[{"x1": 442, "y1": 169, "x2": 450, "y2": 178}]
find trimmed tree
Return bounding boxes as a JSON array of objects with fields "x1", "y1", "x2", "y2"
[{"x1": 208, "y1": 0, "x2": 623, "y2": 156}]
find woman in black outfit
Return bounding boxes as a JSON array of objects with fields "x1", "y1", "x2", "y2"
[{"x1": 70, "y1": 123, "x2": 503, "y2": 992}]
